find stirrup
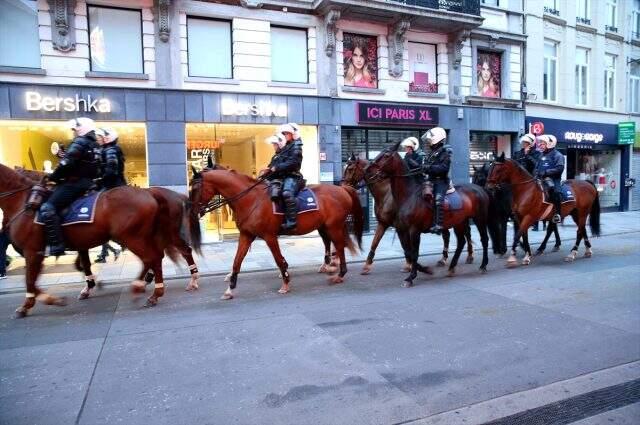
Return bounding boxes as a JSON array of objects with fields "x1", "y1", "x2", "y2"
[{"x1": 552, "y1": 214, "x2": 561, "y2": 224}]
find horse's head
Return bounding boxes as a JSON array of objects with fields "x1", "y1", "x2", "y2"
[
  {"x1": 471, "y1": 163, "x2": 491, "y2": 187},
  {"x1": 189, "y1": 166, "x2": 218, "y2": 216},
  {"x1": 341, "y1": 153, "x2": 368, "y2": 187},
  {"x1": 365, "y1": 140, "x2": 404, "y2": 183},
  {"x1": 485, "y1": 152, "x2": 513, "y2": 189}
]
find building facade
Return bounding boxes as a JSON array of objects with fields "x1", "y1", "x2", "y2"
[
  {"x1": 2, "y1": 0, "x2": 526, "y2": 238},
  {"x1": 523, "y1": 0, "x2": 640, "y2": 211}
]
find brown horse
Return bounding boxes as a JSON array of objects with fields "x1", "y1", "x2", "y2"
[
  {"x1": 0, "y1": 163, "x2": 192, "y2": 317},
  {"x1": 486, "y1": 155, "x2": 600, "y2": 264},
  {"x1": 366, "y1": 142, "x2": 490, "y2": 286},
  {"x1": 189, "y1": 165, "x2": 363, "y2": 299},
  {"x1": 341, "y1": 154, "x2": 474, "y2": 274}
]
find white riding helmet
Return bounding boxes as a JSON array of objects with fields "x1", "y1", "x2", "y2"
[
  {"x1": 288, "y1": 122, "x2": 301, "y2": 140},
  {"x1": 96, "y1": 128, "x2": 118, "y2": 143},
  {"x1": 400, "y1": 137, "x2": 419, "y2": 151},
  {"x1": 67, "y1": 117, "x2": 96, "y2": 137},
  {"x1": 421, "y1": 127, "x2": 447, "y2": 146},
  {"x1": 520, "y1": 133, "x2": 535, "y2": 145},
  {"x1": 277, "y1": 123, "x2": 296, "y2": 136},
  {"x1": 538, "y1": 134, "x2": 556, "y2": 149},
  {"x1": 266, "y1": 134, "x2": 286, "y2": 149}
]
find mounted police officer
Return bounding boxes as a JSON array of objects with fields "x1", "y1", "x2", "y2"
[
  {"x1": 41, "y1": 117, "x2": 100, "y2": 256},
  {"x1": 400, "y1": 136, "x2": 426, "y2": 174},
  {"x1": 260, "y1": 123, "x2": 304, "y2": 231},
  {"x1": 512, "y1": 133, "x2": 541, "y2": 175},
  {"x1": 534, "y1": 134, "x2": 564, "y2": 224},
  {"x1": 420, "y1": 127, "x2": 451, "y2": 235},
  {"x1": 94, "y1": 128, "x2": 126, "y2": 263}
]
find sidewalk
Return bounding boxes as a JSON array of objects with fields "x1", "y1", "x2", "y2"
[{"x1": 2, "y1": 211, "x2": 639, "y2": 294}]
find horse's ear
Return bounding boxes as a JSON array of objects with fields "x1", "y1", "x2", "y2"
[
  {"x1": 498, "y1": 152, "x2": 505, "y2": 162},
  {"x1": 349, "y1": 152, "x2": 356, "y2": 161},
  {"x1": 472, "y1": 165, "x2": 477, "y2": 172},
  {"x1": 391, "y1": 139, "x2": 402, "y2": 152},
  {"x1": 207, "y1": 155, "x2": 214, "y2": 169},
  {"x1": 191, "y1": 165, "x2": 201, "y2": 179}
]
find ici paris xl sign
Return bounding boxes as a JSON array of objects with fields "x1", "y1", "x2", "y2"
[{"x1": 25, "y1": 91, "x2": 111, "y2": 113}]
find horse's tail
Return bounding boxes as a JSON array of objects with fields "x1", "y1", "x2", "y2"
[
  {"x1": 587, "y1": 181, "x2": 601, "y2": 237},
  {"x1": 185, "y1": 199, "x2": 202, "y2": 255},
  {"x1": 343, "y1": 185, "x2": 364, "y2": 252}
]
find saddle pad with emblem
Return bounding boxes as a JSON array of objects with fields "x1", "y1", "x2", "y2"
[
  {"x1": 539, "y1": 182, "x2": 575, "y2": 204},
  {"x1": 272, "y1": 188, "x2": 319, "y2": 215},
  {"x1": 35, "y1": 191, "x2": 102, "y2": 226},
  {"x1": 444, "y1": 191, "x2": 463, "y2": 211}
]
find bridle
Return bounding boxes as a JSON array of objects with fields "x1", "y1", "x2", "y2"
[
  {"x1": 341, "y1": 161, "x2": 367, "y2": 190},
  {"x1": 486, "y1": 161, "x2": 535, "y2": 190},
  {"x1": 367, "y1": 150, "x2": 422, "y2": 184}
]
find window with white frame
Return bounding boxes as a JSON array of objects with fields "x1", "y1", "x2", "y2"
[
  {"x1": 604, "y1": 54, "x2": 616, "y2": 109},
  {"x1": 88, "y1": 6, "x2": 143, "y2": 73},
  {"x1": 605, "y1": 0, "x2": 617, "y2": 32},
  {"x1": 544, "y1": 0, "x2": 559, "y2": 16},
  {"x1": 0, "y1": 0, "x2": 40, "y2": 68},
  {"x1": 187, "y1": 18, "x2": 232, "y2": 79},
  {"x1": 630, "y1": 62, "x2": 640, "y2": 113},
  {"x1": 271, "y1": 26, "x2": 308, "y2": 83},
  {"x1": 543, "y1": 41, "x2": 558, "y2": 102},
  {"x1": 633, "y1": 0, "x2": 640, "y2": 39},
  {"x1": 576, "y1": 0, "x2": 590, "y2": 25},
  {"x1": 575, "y1": 48, "x2": 589, "y2": 105}
]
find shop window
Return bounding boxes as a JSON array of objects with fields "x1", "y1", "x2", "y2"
[
  {"x1": 271, "y1": 26, "x2": 308, "y2": 83},
  {"x1": 576, "y1": 0, "x2": 590, "y2": 24},
  {"x1": 543, "y1": 41, "x2": 558, "y2": 102},
  {"x1": 469, "y1": 132, "x2": 511, "y2": 178},
  {"x1": 604, "y1": 54, "x2": 616, "y2": 109},
  {"x1": 342, "y1": 33, "x2": 378, "y2": 89},
  {"x1": 88, "y1": 6, "x2": 143, "y2": 74},
  {"x1": 408, "y1": 42, "x2": 438, "y2": 94},
  {"x1": 476, "y1": 50, "x2": 501, "y2": 98},
  {"x1": 631, "y1": 62, "x2": 640, "y2": 113},
  {"x1": 186, "y1": 124, "x2": 318, "y2": 242},
  {"x1": 605, "y1": 0, "x2": 617, "y2": 32},
  {"x1": 573, "y1": 149, "x2": 620, "y2": 208},
  {"x1": 0, "y1": 0, "x2": 40, "y2": 69},
  {"x1": 575, "y1": 48, "x2": 589, "y2": 106},
  {"x1": 187, "y1": 17, "x2": 232, "y2": 79},
  {"x1": 0, "y1": 121, "x2": 149, "y2": 187}
]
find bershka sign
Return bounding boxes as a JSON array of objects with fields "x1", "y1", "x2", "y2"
[
  {"x1": 25, "y1": 91, "x2": 111, "y2": 113},
  {"x1": 221, "y1": 98, "x2": 287, "y2": 117},
  {"x1": 564, "y1": 131, "x2": 604, "y2": 144},
  {"x1": 357, "y1": 102, "x2": 438, "y2": 126}
]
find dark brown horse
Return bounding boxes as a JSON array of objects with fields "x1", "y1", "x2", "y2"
[
  {"x1": 341, "y1": 154, "x2": 473, "y2": 274},
  {"x1": 366, "y1": 142, "x2": 490, "y2": 286},
  {"x1": 0, "y1": 163, "x2": 194, "y2": 317},
  {"x1": 486, "y1": 155, "x2": 600, "y2": 264},
  {"x1": 189, "y1": 165, "x2": 363, "y2": 299}
]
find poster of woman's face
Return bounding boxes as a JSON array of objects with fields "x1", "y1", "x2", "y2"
[
  {"x1": 343, "y1": 33, "x2": 378, "y2": 88},
  {"x1": 476, "y1": 51, "x2": 501, "y2": 98}
]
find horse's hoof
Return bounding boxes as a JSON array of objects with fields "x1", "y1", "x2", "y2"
[
  {"x1": 564, "y1": 256, "x2": 575, "y2": 262},
  {"x1": 401, "y1": 280, "x2": 413, "y2": 288},
  {"x1": 480, "y1": 267, "x2": 487, "y2": 274},
  {"x1": 584, "y1": 249, "x2": 593, "y2": 258},
  {"x1": 14, "y1": 308, "x2": 27, "y2": 319},
  {"x1": 318, "y1": 264, "x2": 328, "y2": 273},
  {"x1": 401, "y1": 265, "x2": 412, "y2": 273},
  {"x1": 465, "y1": 257, "x2": 474, "y2": 264},
  {"x1": 552, "y1": 246, "x2": 561, "y2": 252},
  {"x1": 360, "y1": 268, "x2": 371, "y2": 275},
  {"x1": 535, "y1": 250, "x2": 544, "y2": 256},
  {"x1": 329, "y1": 276, "x2": 344, "y2": 285},
  {"x1": 131, "y1": 283, "x2": 146, "y2": 294},
  {"x1": 53, "y1": 296, "x2": 67, "y2": 307},
  {"x1": 522, "y1": 259, "x2": 531, "y2": 266},
  {"x1": 447, "y1": 270, "x2": 455, "y2": 277},
  {"x1": 220, "y1": 293, "x2": 233, "y2": 300},
  {"x1": 78, "y1": 291, "x2": 90, "y2": 300},
  {"x1": 144, "y1": 298, "x2": 158, "y2": 308},
  {"x1": 277, "y1": 287, "x2": 289, "y2": 294},
  {"x1": 418, "y1": 265, "x2": 434, "y2": 275},
  {"x1": 436, "y1": 259, "x2": 447, "y2": 267}
]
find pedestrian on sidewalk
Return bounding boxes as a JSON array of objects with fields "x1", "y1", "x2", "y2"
[
  {"x1": 0, "y1": 230, "x2": 9, "y2": 280},
  {"x1": 95, "y1": 242, "x2": 121, "y2": 263}
]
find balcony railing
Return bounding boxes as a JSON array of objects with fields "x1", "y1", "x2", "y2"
[
  {"x1": 605, "y1": 25, "x2": 618, "y2": 33},
  {"x1": 576, "y1": 16, "x2": 591, "y2": 25},
  {"x1": 544, "y1": 6, "x2": 560, "y2": 16},
  {"x1": 389, "y1": 0, "x2": 481, "y2": 16}
]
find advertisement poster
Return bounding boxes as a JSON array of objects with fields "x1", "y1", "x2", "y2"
[
  {"x1": 408, "y1": 42, "x2": 438, "y2": 93},
  {"x1": 476, "y1": 50, "x2": 501, "y2": 98},
  {"x1": 343, "y1": 33, "x2": 378, "y2": 88}
]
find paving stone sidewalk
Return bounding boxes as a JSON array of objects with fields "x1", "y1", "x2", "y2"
[{"x1": 1, "y1": 211, "x2": 639, "y2": 294}]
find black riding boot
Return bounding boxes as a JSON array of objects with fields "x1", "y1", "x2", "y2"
[
  {"x1": 553, "y1": 193, "x2": 562, "y2": 224},
  {"x1": 282, "y1": 197, "x2": 297, "y2": 231},
  {"x1": 429, "y1": 202, "x2": 444, "y2": 235},
  {"x1": 44, "y1": 214, "x2": 66, "y2": 256}
]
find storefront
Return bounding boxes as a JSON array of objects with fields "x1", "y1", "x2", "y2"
[
  {"x1": 468, "y1": 132, "x2": 512, "y2": 176},
  {"x1": 525, "y1": 116, "x2": 632, "y2": 211}
]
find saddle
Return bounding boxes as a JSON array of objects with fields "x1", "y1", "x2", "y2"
[
  {"x1": 536, "y1": 180, "x2": 575, "y2": 204},
  {"x1": 422, "y1": 182, "x2": 456, "y2": 200},
  {"x1": 272, "y1": 187, "x2": 319, "y2": 215},
  {"x1": 31, "y1": 186, "x2": 103, "y2": 226}
]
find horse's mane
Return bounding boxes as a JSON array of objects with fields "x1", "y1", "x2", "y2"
[
  {"x1": 206, "y1": 165, "x2": 259, "y2": 184},
  {"x1": 0, "y1": 163, "x2": 34, "y2": 189}
]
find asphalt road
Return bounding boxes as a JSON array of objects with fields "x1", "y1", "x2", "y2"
[{"x1": 1, "y1": 231, "x2": 639, "y2": 425}]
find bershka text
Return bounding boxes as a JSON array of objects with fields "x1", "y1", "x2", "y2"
[{"x1": 25, "y1": 91, "x2": 111, "y2": 113}]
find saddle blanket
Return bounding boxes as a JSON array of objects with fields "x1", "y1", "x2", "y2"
[
  {"x1": 443, "y1": 191, "x2": 463, "y2": 211},
  {"x1": 541, "y1": 182, "x2": 575, "y2": 204},
  {"x1": 35, "y1": 191, "x2": 102, "y2": 226},
  {"x1": 272, "y1": 188, "x2": 319, "y2": 215}
]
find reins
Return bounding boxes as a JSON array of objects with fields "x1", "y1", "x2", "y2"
[
  {"x1": 0, "y1": 187, "x2": 31, "y2": 199},
  {"x1": 198, "y1": 174, "x2": 267, "y2": 215}
]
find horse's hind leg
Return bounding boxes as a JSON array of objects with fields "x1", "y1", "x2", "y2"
[
  {"x1": 553, "y1": 221, "x2": 562, "y2": 251},
  {"x1": 362, "y1": 223, "x2": 388, "y2": 274},
  {"x1": 438, "y1": 229, "x2": 450, "y2": 267},
  {"x1": 262, "y1": 234, "x2": 291, "y2": 294},
  {"x1": 465, "y1": 223, "x2": 474, "y2": 264},
  {"x1": 535, "y1": 222, "x2": 555, "y2": 256},
  {"x1": 325, "y1": 224, "x2": 347, "y2": 285},
  {"x1": 317, "y1": 228, "x2": 334, "y2": 274},
  {"x1": 145, "y1": 256, "x2": 165, "y2": 307},
  {"x1": 565, "y1": 211, "x2": 586, "y2": 262},
  {"x1": 222, "y1": 232, "x2": 256, "y2": 299},
  {"x1": 179, "y1": 244, "x2": 200, "y2": 291},
  {"x1": 447, "y1": 224, "x2": 467, "y2": 277},
  {"x1": 77, "y1": 250, "x2": 98, "y2": 300}
]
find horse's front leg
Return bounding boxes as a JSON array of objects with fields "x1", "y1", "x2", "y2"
[
  {"x1": 179, "y1": 245, "x2": 200, "y2": 291},
  {"x1": 402, "y1": 229, "x2": 420, "y2": 287},
  {"x1": 317, "y1": 228, "x2": 334, "y2": 274},
  {"x1": 145, "y1": 256, "x2": 166, "y2": 308},
  {"x1": 222, "y1": 232, "x2": 256, "y2": 300},
  {"x1": 464, "y1": 223, "x2": 474, "y2": 264},
  {"x1": 362, "y1": 223, "x2": 388, "y2": 275},
  {"x1": 262, "y1": 235, "x2": 291, "y2": 293},
  {"x1": 77, "y1": 250, "x2": 99, "y2": 300},
  {"x1": 553, "y1": 221, "x2": 562, "y2": 251},
  {"x1": 438, "y1": 229, "x2": 450, "y2": 267},
  {"x1": 447, "y1": 223, "x2": 467, "y2": 277},
  {"x1": 508, "y1": 216, "x2": 534, "y2": 266},
  {"x1": 16, "y1": 252, "x2": 66, "y2": 318}
]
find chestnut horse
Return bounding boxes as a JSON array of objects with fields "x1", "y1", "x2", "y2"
[
  {"x1": 486, "y1": 155, "x2": 600, "y2": 264},
  {"x1": 341, "y1": 154, "x2": 473, "y2": 274},
  {"x1": 12, "y1": 169, "x2": 203, "y2": 297},
  {"x1": 0, "y1": 164, "x2": 191, "y2": 317},
  {"x1": 366, "y1": 142, "x2": 490, "y2": 287},
  {"x1": 189, "y1": 165, "x2": 363, "y2": 299}
]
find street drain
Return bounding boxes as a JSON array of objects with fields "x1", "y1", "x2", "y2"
[{"x1": 482, "y1": 378, "x2": 640, "y2": 425}]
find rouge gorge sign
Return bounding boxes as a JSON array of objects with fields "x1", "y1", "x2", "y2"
[{"x1": 357, "y1": 102, "x2": 438, "y2": 126}]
